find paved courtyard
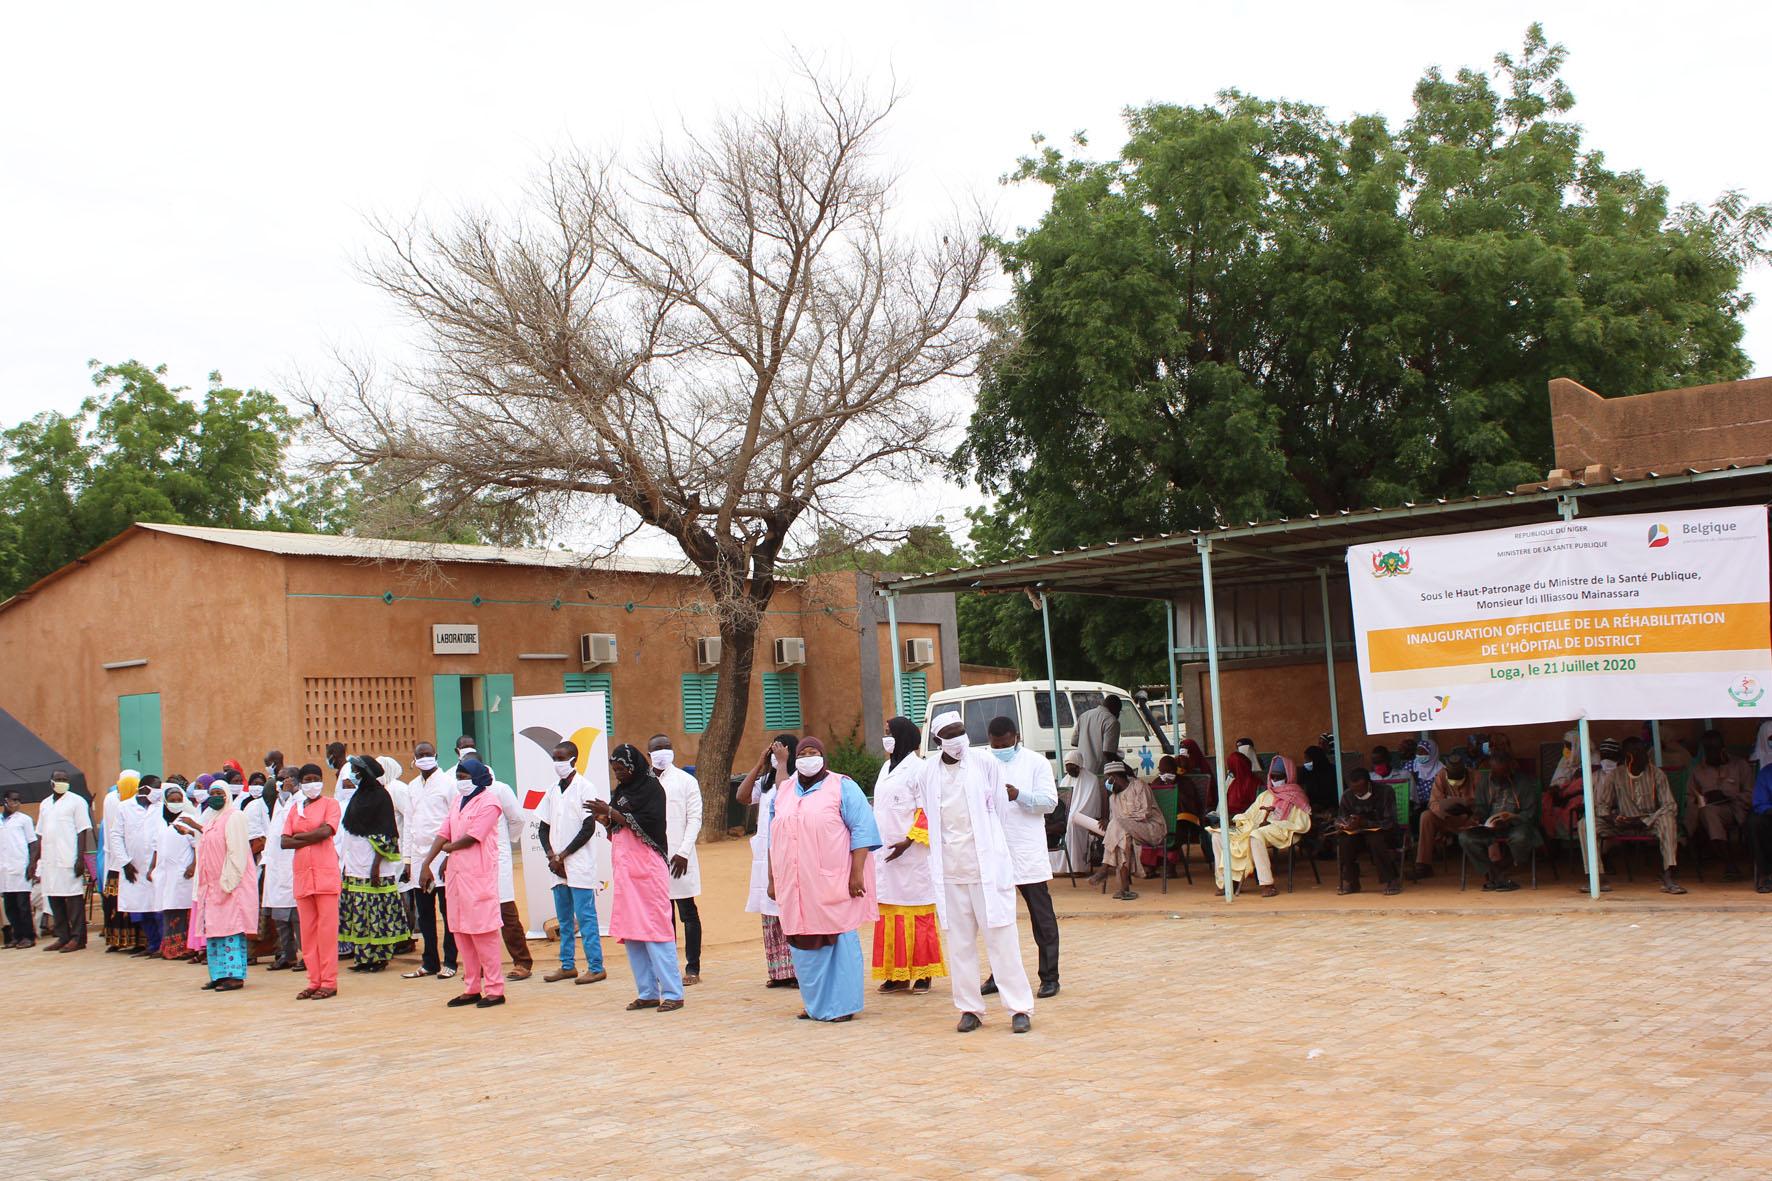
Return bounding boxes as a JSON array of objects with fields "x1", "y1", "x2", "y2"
[{"x1": 9, "y1": 893, "x2": 1772, "y2": 1180}]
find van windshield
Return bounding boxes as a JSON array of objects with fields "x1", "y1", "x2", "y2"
[{"x1": 928, "y1": 695, "x2": 1019, "y2": 748}]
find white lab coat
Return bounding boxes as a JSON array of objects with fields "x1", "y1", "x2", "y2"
[
  {"x1": 261, "y1": 795, "x2": 297, "y2": 910},
  {"x1": 544, "y1": 772, "x2": 609, "y2": 890},
  {"x1": 152, "y1": 811, "x2": 198, "y2": 912},
  {"x1": 920, "y1": 749, "x2": 1018, "y2": 930},
  {"x1": 403, "y1": 769, "x2": 455, "y2": 890},
  {"x1": 35, "y1": 792, "x2": 91, "y2": 897},
  {"x1": 101, "y1": 789, "x2": 126, "y2": 882},
  {"x1": 659, "y1": 763, "x2": 703, "y2": 899},
  {"x1": 116, "y1": 799, "x2": 162, "y2": 913},
  {"x1": 997, "y1": 746, "x2": 1058, "y2": 885},
  {"x1": 873, "y1": 754, "x2": 934, "y2": 906},
  {"x1": 745, "y1": 781, "x2": 782, "y2": 917},
  {"x1": 490, "y1": 780, "x2": 521, "y2": 904},
  {"x1": 0, "y1": 811, "x2": 37, "y2": 892}
]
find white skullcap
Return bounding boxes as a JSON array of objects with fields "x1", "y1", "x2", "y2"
[{"x1": 931, "y1": 710, "x2": 963, "y2": 734}]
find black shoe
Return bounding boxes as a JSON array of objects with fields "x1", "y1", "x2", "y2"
[
  {"x1": 447, "y1": 993, "x2": 483, "y2": 1007},
  {"x1": 1036, "y1": 981, "x2": 1060, "y2": 999},
  {"x1": 956, "y1": 1012, "x2": 982, "y2": 1033},
  {"x1": 980, "y1": 977, "x2": 998, "y2": 996},
  {"x1": 475, "y1": 995, "x2": 506, "y2": 1008},
  {"x1": 1011, "y1": 1013, "x2": 1031, "y2": 1034}
]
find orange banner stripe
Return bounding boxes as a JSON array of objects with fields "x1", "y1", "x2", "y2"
[{"x1": 1367, "y1": 603, "x2": 1770, "y2": 673}]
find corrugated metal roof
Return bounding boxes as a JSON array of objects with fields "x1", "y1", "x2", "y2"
[
  {"x1": 886, "y1": 464, "x2": 1772, "y2": 600},
  {"x1": 137, "y1": 523, "x2": 696, "y2": 576}
]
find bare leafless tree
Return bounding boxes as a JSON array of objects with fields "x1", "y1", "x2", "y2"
[{"x1": 311, "y1": 67, "x2": 988, "y2": 829}]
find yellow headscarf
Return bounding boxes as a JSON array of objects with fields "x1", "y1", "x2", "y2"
[{"x1": 117, "y1": 769, "x2": 141, "y2": 802}]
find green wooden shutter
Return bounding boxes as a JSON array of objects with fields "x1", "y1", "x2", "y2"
[
  {"x1": 482, "y1": 673, "x2": 517, "y2": 790},
  {"x1": 681, "y1": 673, "x2": 719, "y2": 734},
  {"x1": 761, "y1": 671, "x2": 802, "y2": 730},
  {"x1": 432, "y1": 675, "x2": 464, "y2": 754},
  {"x1": 899, "y1": 671, "x2": 929, "y2": 726},
  {"x1": 562, "y1": 673, "x2": 614, "y2": 732}
]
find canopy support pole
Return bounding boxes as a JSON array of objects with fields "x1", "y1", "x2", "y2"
[
  {"x1": 1041, "y1": 591, "x2": 1065, "y2": 772},
  {"x1": 1560, "y1": 494, "x2": 1603, "y2": 900},
  {"x1": 1651, "y1": 719, "x2": 1663, "y2": 773},
  {"x1": 1199, "y1": 538, "x2": 1232, "y2": 903},
  {"x1": 1319, "y1": 567, "x2": 1345, "y2": 799},
  {"x1": 886, "y1": 590, "x2": 904, "y2": 718},
  {"x1": 1166, "y1": 600, "x2": 1182, "y2": 750}
]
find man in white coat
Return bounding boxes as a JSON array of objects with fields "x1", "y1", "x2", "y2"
[
  {"x1": 984, "y1": 715, "x2": 1062, "y2": 998},
  {"x1": 919, "y1": 711, "x2": 1033, "y2": 1034},
  {"x1": 402, "y1": 742, "x2": 458, "y2": 979},
  {"x1": 539, "y1": 738, "x2": 608, "y2": 985},
  {"x1": 115, "y1": 778, "x2": 164, "y2": 954},
  {"x1": 649, "y1": 734, "x2": 704, "y2": 985},
  {"x1": 35, "y1": 771, "x2": 92, "y2": 952}
]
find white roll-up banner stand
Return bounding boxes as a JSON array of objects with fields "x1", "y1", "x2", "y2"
[{"x1": 511, "y1": 692, "x2": 612, "y2": 937}]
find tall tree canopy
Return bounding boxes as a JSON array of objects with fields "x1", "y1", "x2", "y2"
[{"x1": 958, "y1": 25, "x2": 1770, "y2": 687}]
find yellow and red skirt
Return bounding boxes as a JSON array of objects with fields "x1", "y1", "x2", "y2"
[{"x1": 872, "y1": 903, "x2": 947, "y2": 982}]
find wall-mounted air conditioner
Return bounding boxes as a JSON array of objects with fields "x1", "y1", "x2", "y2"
[
  {"x1": 580, "y1": 633, "x2": 618, "y2": 668},
  {"x1": 903, "y1": 637, "x2": 935, "y2": 668},
  {"x1": 695, "y1": 636, "x2": 722, "y2": 668},
  {"x1": 774, "y1": 636, "x2": 807, "y2": 666}
]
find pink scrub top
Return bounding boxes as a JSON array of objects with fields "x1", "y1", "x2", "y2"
[
  {"x1": 440, "y1": 788, "x2": 502, "y2": 935},
  {"x1": 771, "y1": 773, "x2": 878, "y2": 937},
  {"x1": 196, "y1": 806, "x2": 259, "y2": 938}
]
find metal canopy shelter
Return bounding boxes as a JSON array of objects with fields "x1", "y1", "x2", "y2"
[{"x1": 882, "y1": 463, "x2": 1772, "y2": 902}]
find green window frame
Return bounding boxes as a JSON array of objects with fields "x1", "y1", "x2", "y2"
[
  {"x1": 681, "y1": 673, "x2": 719, "y2": 734},
  {"x1": 561, "y1": 673, "x2": 614, "y2": 733},
  {"x1": 761, "y1": 671, "x2": 803, "y2": 730}
]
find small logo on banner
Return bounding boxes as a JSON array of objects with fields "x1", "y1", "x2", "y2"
[
  {"x1": 1646, "y1": 523, "x2": 1670, "y2": 548},
  {"x1": 1370, "y1": 548, "x2": 1412, "y2": 577},
  {"x1": 1433, "y1": 695, "x2": 1451, "y2": 716},
  {"x1": 1727, "y1": 676, "x2": 1763, "y2": 709}
]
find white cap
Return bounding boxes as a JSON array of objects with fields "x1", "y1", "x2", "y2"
[{"x1": 931, "y1": 710, "x2": 963, "y2": 734}]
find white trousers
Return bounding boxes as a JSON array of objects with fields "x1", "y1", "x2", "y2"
[
  {"x1": 1210, "y1": 829, "x2": 1275, "y2": 885},
  {"x1": 943, "y1": 881, "x2": 1034, "y2": 1017},
  {"x1": 1066, "y1": 769, "x2": 1103, "y2": 874}
]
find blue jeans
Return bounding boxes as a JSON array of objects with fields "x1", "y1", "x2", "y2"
[{"x1": 551, "y1": 884, "x2": 603, "y2": 973}]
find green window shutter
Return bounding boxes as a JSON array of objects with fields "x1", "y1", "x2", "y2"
[
  {"x1": 681, "y1": 673, "x2": 719, "y2": 734},
  {"x1": 561, "y1": 673, "x2": 614, "y2": 733},
  {"x1": 899, "y1": 671, "x2": 928, "y2": 725},
  {"x1": 761, "y1": 671, "x2": 803, "y2": 730}
]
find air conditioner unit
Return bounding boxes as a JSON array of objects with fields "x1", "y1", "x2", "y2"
[
  {"x1": 579, "y1": 633, "x2": 617, "y2": 668},
  {"x1": 903, "y1": 637, "x2": 935, "y2": 668},
  {"x1": 773, "y1": 636, "x2": 807, "y2": 666},
  {"x1": 695, "y1": 636, "x2": 722, "y2": 668}
]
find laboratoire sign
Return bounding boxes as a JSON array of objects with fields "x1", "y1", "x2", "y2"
[
  {"x1": 432, "y1": 623, "x2": 480, "y2": 655},
  {"x1": 1346, "y1": 506, "x2": 1771, "y2": 730}
]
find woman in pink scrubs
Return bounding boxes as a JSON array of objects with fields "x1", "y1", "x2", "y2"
[
  {"x1": 195, "y1": 784, "x2": 259, "y2": 992},
  {"x1": 421, "y1": 758, "x2": 506, "y2": 1009},
  {"x1": 589, "y1": 745, "x2": 684, "y2": 1013}
]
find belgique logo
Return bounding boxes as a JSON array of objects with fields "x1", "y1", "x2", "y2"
[{"x1": 1646, "y1": 523, "x2": 1670, "y2": 549}]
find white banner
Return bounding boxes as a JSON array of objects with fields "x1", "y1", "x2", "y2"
[
  {"x1": 510, "y1": 692, "x2": 612, "y2": 937},
  {"x1": 1347, "y1": 506, "x2": 1771, "y2": 731}
]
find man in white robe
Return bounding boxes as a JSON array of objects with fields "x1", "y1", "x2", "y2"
[
  {"x1": 116, "y1": 780, "x2": 164, "y2": 953},
  {"x1": 921, "y1": 711, "x2": 1033, "y2": 1034},
  {"x1": 35, "y1": 772, "x2": 92, "y2": 951},
  {"x1": 985, "y1": 715, "x2": 1061, "y2": 998},
  {"x1": 651, "y1": 734, "x2": 704, "y2": 985},
  {"x1": 1065, "y1": 694, "x2": 1121, "y2": 878},
  {"x1": 402, "y1": 742, "x2": 457, "y2": 978}
]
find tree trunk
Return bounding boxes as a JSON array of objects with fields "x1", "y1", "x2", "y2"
[{"x1": 693, "y1": 604, "x2": 764, "y2": 842}]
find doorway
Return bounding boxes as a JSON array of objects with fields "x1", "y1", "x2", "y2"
[
  {"x1": 117, "y1": 692, "x2": 163, "y2": 778},
  {"x1": 432, "y1": 673, "x2": 515, "y2": 786}
]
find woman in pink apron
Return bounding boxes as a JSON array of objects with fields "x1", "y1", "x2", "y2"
[
  {"x1": 589, "y1": 744, "x2": 684, "y2": 1012},
  {"x1": 768, "y1": 735, "x2": 881, "y2": 1022},
  {"x1": 422, "y1": 758, "x2": 506, "y2": 1009},
  {"x1": 195, "y1": 785, "x2": 259, "y2": 992}
]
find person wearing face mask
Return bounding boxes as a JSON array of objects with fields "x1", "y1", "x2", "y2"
[
  {"x1": 1542, "y1": 730, "x2": 1586, "y2": 842},
  {"x1": 1587, "y1": 736, "x2": 1684, "y2": 894},
  {"x1": 538, "y1": 740, "x2": 607, "y2": 986},
  {"x1": 264, "y1": 750, "x2": 286, "y2": 785},
  {"x1": 401, "y1": 742, "x2": 458, "y2": 980},
  {"x1": 281, "y1": 764, "x2": 342, "y2": 999},
  {"x1": 260, "y1": 771, "x2": 302, "y2": 972},
  {"x1": 1083, "y1": 762, "x2": 1167, "y2": 901},
  {"x1": 193, "y1": 770, "x2": 260, "y2": 992},
  {"x1": 648, "y1": 733, "x2": 704, "y2": 985},
  {"x1": 449, "y1": 735, "x2": 532, "y2": 981},
  {"x1": 240, "y1": 772, "x2": 274, "y2": 964},
  {"x1": 1209, "y1": 755, "x2": 1312, "y2": 899},
  {"x1": 982, "y1": 716, "x2": 1060, "y2": 996},
  {"x1": 585, "y1": 745, "x2": 683, "y2": 1012},
  {"x1": 116, "y1": 771, "x2": 165, "y2": 955},
  {"x1": 35, "y1": 770, "x2": 92, "y2": 952},
  {"x1": 918, "y1": 712, "x2": 1032, "y2": 1034},
  {"x1": 871, "y1": 715, "x2": 943, "y2": 995},
  {"x1": 1407, "y1": 746, "x2": 1478, "y2": 880},
  {"x1": 101, "y1": 770, "x2": 144, "y2": 954},
  {"x1": 421, "y1": 758, "x2": 509, "y2": 1008},
  {"x1": 762, "y1": 735, "x2": 880, "y2": 1023},
  {"x1": 737, "y1": 733, "x2": 800, "y2": 989},
  {"x1": 337, "y1": 755, "x2": 405, "y2": 974},
  {"x1": 2, "y1": 789, "x2": 41, "y2": 948},
  {"x1": 150, "y1": 784, "x2": 202, "y2": 959}
]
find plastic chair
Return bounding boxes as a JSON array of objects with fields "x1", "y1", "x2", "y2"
[{"x1": 1284, "y1": 829, "x2": 1322, "y2": 892}]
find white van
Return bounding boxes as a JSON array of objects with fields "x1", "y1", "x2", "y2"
[{"x1": 920, "y1": 680, "x2": 1170, "y2": 779}]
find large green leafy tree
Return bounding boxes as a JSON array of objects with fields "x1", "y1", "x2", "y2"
[{"x1": 958, "y1": 25, "x2": 1769, "y2": 685}]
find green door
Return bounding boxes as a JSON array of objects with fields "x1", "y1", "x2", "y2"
[
  {"x1": 482, "y1": 673, "x2": 516, "y2": 788},
  {"x1": 118, "y1": 693, "x2": 163, "y2": 778},
  {"x1": 433, "y1": 675, "x2": 464, "y2": 754}
]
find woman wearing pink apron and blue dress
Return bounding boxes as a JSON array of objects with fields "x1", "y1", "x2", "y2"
[
  {"x1": 589, "y1": 745, "x2": 685, "y2": 1013},
  {"x1": 195, "y1": 786, "x2": 259, "y2": 992},
  {"x1": 767, "y1": 735, "x2": 881, "y2": 1022}
]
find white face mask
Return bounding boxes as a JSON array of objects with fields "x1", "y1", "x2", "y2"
[
  {"x1": 552, "y1": 759, "x2": 576, "y2": 778},
  {"x1": 300, "y1": 783, "x2": 323, "y2": 799},
  {"x1": 940, "y1": 734, "x2": 968, "y2": 759},
  {"x1": 770, "y1": 754, "x2": 781, "y2": 771},
  {"x1": 1237, "y1": 743, "x2": 1255, "y2": 756},
  {"x1": 795, "y1": 755, "x2": 825, "y2": 778},
  {"x1": 1302, "y1": 761, "x2": 1314, "y2": 771},
  {"x1": 456, "y1": 779, "x2": 476, "y2": 795},
  {"x1": 650, "y1": 749, "x2": 674, "y2": 771},
  {"x1": 1600, "y1": 758, "x2": 1618, "y2": 773},
  {"x1": 247, "y1": 783, "x2": 263, "y2": 797},
  {"x1": 52, "y1": 780, "x2": 69, "y2": 795},
  {"x1": 881, "y1": 735, "x2": 896, "y2": 755},
  {"x1": 414, "y1": 756, "x2": 438, "y2": 772}
]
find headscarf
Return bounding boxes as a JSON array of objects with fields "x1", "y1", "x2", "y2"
[
  {"x1": 117, "y1": 769, "x2": 140, "y2": 802},
  {"x1": 341, "y1": 754, "x2": 399, "y2": 848},
  {"x1": 609, "y1": 743, "x2": 669, "y2": 858},
  {"x1": 1176, "y1": 739, "x2": 1207, "y2": 773},
  {"x1": 1753, "y1": 720, "x2": 1772, "y2": 768},
  {"x1": 885, "y1": 716, "x2": 920, "y2": 773},
  {"x1": 1263, "y1": 754, "x2": 1310, "y2": 820},
  {"x1": 1410, "y1": 738, "x2": 1444, "y2": 804},
  {"x1": 1549, "y1": 729, "x2": 1580, "y2": 785},
  {"x1": 1298, "y1": 745, "x2": 1339, "y2": 812},
  {"x1": 1224, "y1": 750, "x2": 1261, "y2": 816},
  {"x1": 378, "y1": 756, "x2": 404, "y2": 785},
  {"x1": 223, "y1": 758, "x2": 245, "y2": 784}
]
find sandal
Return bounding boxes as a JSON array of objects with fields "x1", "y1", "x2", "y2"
[
  {"x1": 215, "y1": 979, "x2": 244, "y2": 992},
  {"x1": 626, "y1": 998, "x2": 660, "y2": 1011},
  {"x1": 437, "y1": 967, "x2": 456, "y2": 980},
  {"x1": 296, "y1": 989, "x2": 317, "y2": 1000},
  {"x1": 402, "y1": 968, "x2": 435, "y2": 980},
  {"x1": 1259, "y1": 885, "x2": 1279, "y2": 898},
  {"x1": 310, "y1": 988, "x2": 337, "y2": 1000}
]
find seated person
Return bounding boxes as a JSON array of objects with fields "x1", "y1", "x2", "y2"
[
  {"x1": 1456, "y1": 755, "x2": 1541, "y2": 891},
  {"x1": 1208, "y1": 755, "x2": 1310, "y2": 898},
  {"x1": 1138, "y1": 756, "x2": 1182, "y2": 878},
  {"x1": 1368, "y1": 745, "x2": 1394, "y2": 780},
  {"x1": 1585, "y1": 736, "x2": 1685, "y2": 895},
  {"x1": 1079, "y1": 762, "x2": 1166, "y2": 900},
  {"x1": 1685, "y1": 729, "x2": 1752, "y2": 880},
  {"x1": 1299, "y1": 745, "x2": 1340, "y2": 839},
  {"x1": 1408, "y1": 747, "x2": 1477, "y2": 879},
  {"x1": 1541, "y1": 729, "x2": 1586, "y2": 840},
  {"x1": 1175, "y1": 739, "x2": 1208, "y2": 776},
  {"x1": 1332, "y1": 767, "x2": 1400, "y2": 896},
  {"x1": 1751, "y1": 759, "x2": 1772, "y2": 894}
]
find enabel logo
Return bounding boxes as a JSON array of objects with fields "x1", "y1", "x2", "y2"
[
  {"x1": 1381, "y1": 695, "x2": 1449, "y2": 727},
  {"x1": 1646, "y1": 523, "x2": 1670, "y2": 548}
]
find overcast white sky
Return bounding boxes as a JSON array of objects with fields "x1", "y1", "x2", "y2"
[{"x1": 3, "y1": 1, "x2": 1767, "y2": 554}]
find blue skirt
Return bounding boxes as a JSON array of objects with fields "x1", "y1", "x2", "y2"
[{"x1": 788, "y1": 929, "x2": 864, "y2": 1020}]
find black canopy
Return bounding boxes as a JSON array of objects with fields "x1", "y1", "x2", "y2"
[{"x1": 0, "y1": 707, "x2": 86, "y2": 804}]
